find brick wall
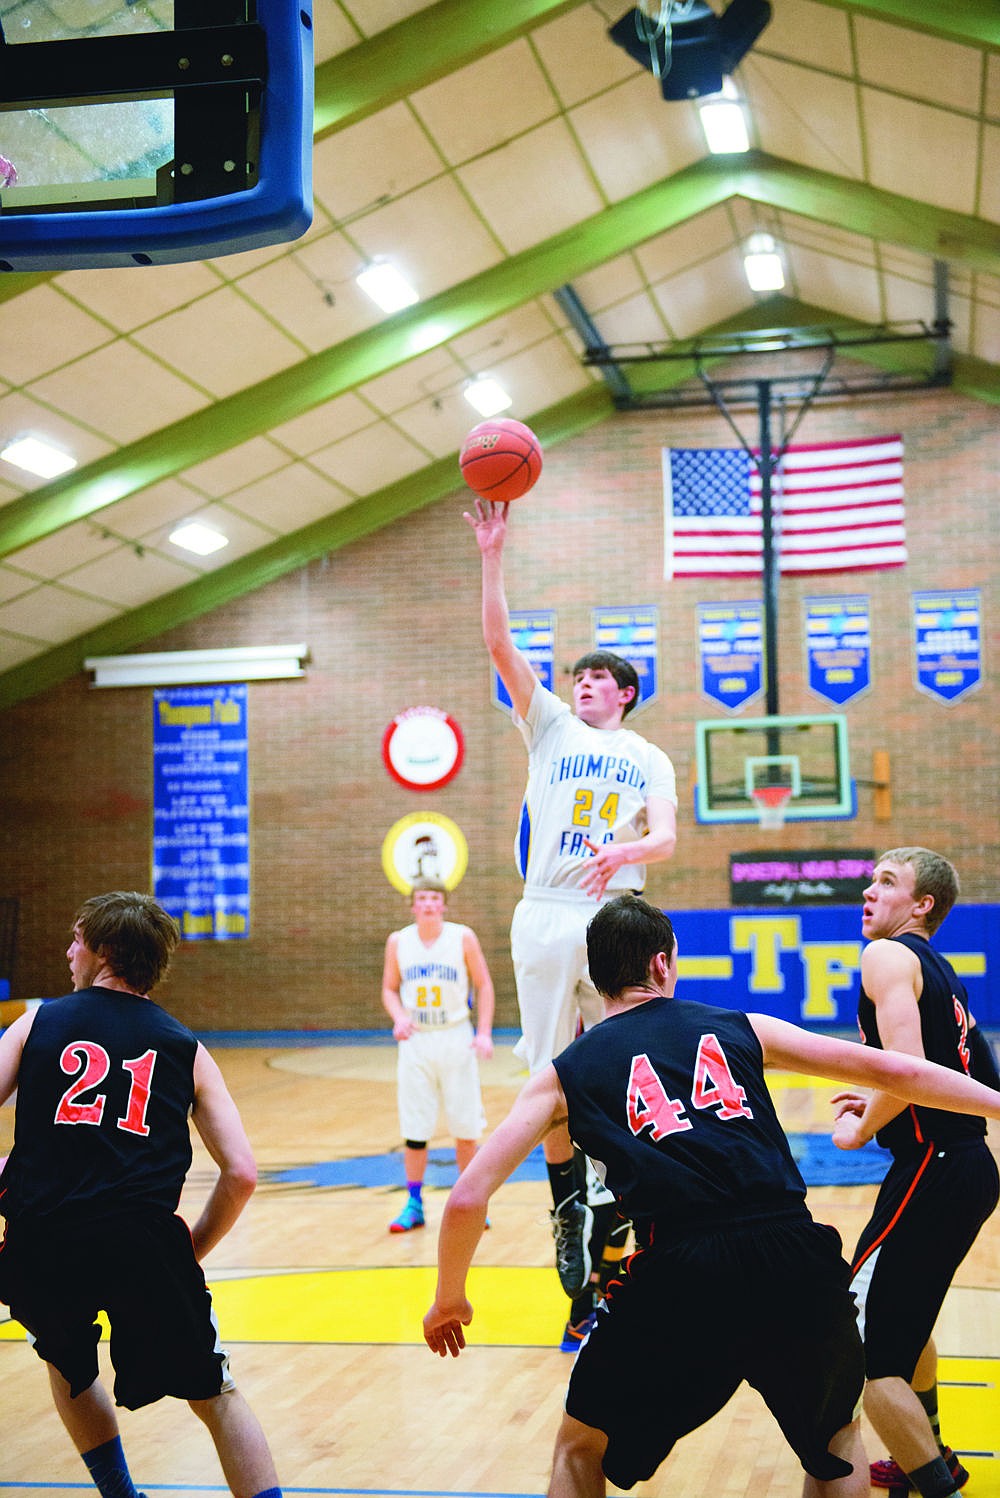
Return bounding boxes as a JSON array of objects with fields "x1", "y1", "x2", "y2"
[{"x1": 1, "y1": 383, "x2": 996, "y2": 1030}]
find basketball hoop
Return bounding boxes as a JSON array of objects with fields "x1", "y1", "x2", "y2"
[{"x1": 751, "y1": 784, "x2": 791, "y2": 830}]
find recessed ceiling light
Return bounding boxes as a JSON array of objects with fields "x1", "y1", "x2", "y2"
[
  {"x1": 356, "y1": 260, "x2": 419, "y2": 314},
  {"x1": 743, "y1": 232, "x2": 785, "y2": 291},
  {"x1": 1, "y1": 435, "x2": 77, "y2": 478},
  {"x1": 698, "y1": 89, "x2": 750, "y2": 154},
  {"x1": 464, "y1": 375, "x2": 513, "y2": 418},
  {"x1": 169, "y1": 521, "x2": 230, "y2": 556}
]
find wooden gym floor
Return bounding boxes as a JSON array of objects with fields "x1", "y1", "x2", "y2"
[{"x1": 1, "y1": 1036, "x2": 997, "y2": 1498}]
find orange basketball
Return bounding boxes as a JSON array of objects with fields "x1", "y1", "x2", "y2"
[{"x1": 459, "y1": 418, "x2": 543, "y2": 503}]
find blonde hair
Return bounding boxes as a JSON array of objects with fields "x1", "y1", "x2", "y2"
[{"x1": 877, "y1": 847, "x2": 959, "y2": 934}]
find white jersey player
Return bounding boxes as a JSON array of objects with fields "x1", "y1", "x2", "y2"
[
  {"x1": 465, "y1": 496, "x2": 678, "y2": 1324},
  {"x1": 382, "y1": 880, "x2": 494, "y2": 1235}
]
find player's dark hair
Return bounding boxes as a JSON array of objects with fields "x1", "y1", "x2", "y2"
[
  {"x1": 571, "y1": 651, "x2": 640, "y2": 718},
  {"x1": 73, "y1": 891, "x2": 180, "y2": 994},
  {"x1": 877, "y1": 847, "x2": 959, "y2": 934},
  {"x1": 587, "y1": 894, "x2": 675, "y2": 999}
]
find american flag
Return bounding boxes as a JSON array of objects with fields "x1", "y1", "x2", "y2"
[{"x1": 662, "y1": 435, "x2": 906, "y2": 578}]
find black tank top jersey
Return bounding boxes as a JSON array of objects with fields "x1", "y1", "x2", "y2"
[
  {"x1": 858, "y1": 932, "x2": 986, "y2": 1157},
  {"x1": 552, "y1": 995, "x2": 807, "y2": 1236},
  {"x1": 0, "y1": 987, "x2": 198, "y2": 1225}
]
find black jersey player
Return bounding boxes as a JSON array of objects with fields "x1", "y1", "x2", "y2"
[
  {"x1": 423, "y1": 894, "x2": 1000, "y2": 1498},
  {"x1": 0, "y1": 891, "x2": 282, "y2": 1498}
]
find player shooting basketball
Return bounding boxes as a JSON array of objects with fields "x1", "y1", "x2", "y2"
[{"x1": 464, "y1": 497, "x2": 678, "y2": 1344}]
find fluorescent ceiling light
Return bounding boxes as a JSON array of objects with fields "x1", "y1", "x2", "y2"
[
  {"x1": 1, "y1": 435, "x2": 77, "y2": 478},
  {"x1": 698, "y1": 88, "x2": 749, "y2": 153},
  {"x1": 84, "y1": 645, "x2": 310, "y2": 688},
  {"x1": 464, "y1": 375, "x2": 513, "y2": 418},
  {"x1": 356, "y1": 261, "x2": 419, "y2": 313},
  {"x1": 743, "y1": 232, "x2": 785, "y2": 291},
  {"x1": 169, "y1": 521, "x2": 230, "y2": 556}
]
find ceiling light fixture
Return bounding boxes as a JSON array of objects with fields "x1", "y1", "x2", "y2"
[
  {"x1": 698, "y1": 80, "x2": 749, "y2": 153},
  {"x1": 169, "y1": 520, "x2": 230, "y2": 556},
  {"x1": 1, "y1": 434, "x2": 77, "y2": 478},
  {"x1": 84, "y1": 644, "x2": 310, "y2": 688},
  {"x1": 355, "y1": 260, "x2": 419, "y2": 314},
  {"x1": 464, "y1": 375, "x2": 513, "y2": 418},
  {"x1": 743, "y1": 232, "x2": 785, "y2": 291}
]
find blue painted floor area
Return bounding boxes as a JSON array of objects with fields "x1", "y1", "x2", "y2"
[{"x1": 263, "y1": 1137, "x2": 890, "y2": 1190}]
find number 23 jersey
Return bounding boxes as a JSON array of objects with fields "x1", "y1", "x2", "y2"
[
  {"x1": 513, "y1": 681, "x2": 677, "y2": 891},
  {"x1": 552, "y1": 995, "x2": 807, "y2": 1233},
  {"x1": 0, "y1": 986, "x2": 198, "y2": 1225}
]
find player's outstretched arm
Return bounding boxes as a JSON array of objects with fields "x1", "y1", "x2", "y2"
[
  {"x1": 0, "y1": 1008, "x2": 35, "y2": 1106},
  {"x1": 463, "y1": 498, "x2": 537, "y2": 720},
  {"x1": 189, "y1": 1043, "x2": 258, "y2": 1259},
  {"x1": 424, "y1": 1066, "x2": 566, "y2": 1356},
  {"x1": 750, "y1": 1014, "x2": 1000, "y2": 1143}
]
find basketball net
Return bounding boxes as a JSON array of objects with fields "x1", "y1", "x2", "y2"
[{"x1": 751, "y1": 784, "x2": 791, "y2": 830}]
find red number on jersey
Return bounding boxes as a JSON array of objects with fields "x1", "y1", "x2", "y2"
[
  {"x1": 953, "y1": 996, "x2": 971, "y2": 1074},
  {"x1": 691, "y1": 1033, "x2": 754, "y2": 1121},
  {"x1": 55, "y1": 1042, "x2": 109, "y2": 1126},
  {"x1": 626, "y1": 1052, "x2": 692, "y2": 1140},
  {"x1": 55, "y1": 1042, "x2": 159, "y2": 1135}
]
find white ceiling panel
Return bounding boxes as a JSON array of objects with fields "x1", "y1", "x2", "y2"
[
  {"x1": 8, "y1": 520, "x2": 120, "y2": 582},
  {"x1": 757, "y1": 0, "x2": 854, "y2": 75},
  {"x1": 237, "y1": 235, "x2": 383, "y2": 353},
  {"x1": 130, "y1": 288, "x2": 307, "y2": 398},
  {"x1": 182, "y1": 439, "x2": 293, "y2": 500},
  {"x1": 636, "y1": 205, "x2": 741, "y2": 284},
  {"x1": 0, "y1": 285, "x2": 113, "y2": 385},
  {"x1": 58, "y1": 261, "x2": 225, "y2": 335},
  {"x1": 0, "y1": 633, "x2": 47, "y2": 669},
  {"x1": 791, "y1": 245, "x2": 884, "y2": 325},
  {"x1": 308, "y1": 422, "x2": 431, "y2": 494},
  {"x1": 161, "y1": 506, "x2": 280, "y2": 572},
  {"x1": 0, "y1": 585, "x2": 120, "y2": 644},
  {"x1": 0, "y1": 565, "x2": 41, "y2": 603},
  {"x1": 410, "y1": 41, "x2": 557, "y2": 163},
  {"x1": 312, "y1": 102, "x2": 446, "y2": 224},
  {"x1": 100, "y1": 478, "x2": 215, "y2": 542},
  {"x1": 358, "y1": 345, "x2": 465, "y2": 417},
  {"x1": 854, "y1": 17, "x2": 983, "y2": 113},
  {"x1": 862, "y1": 90, "x2": 981, "y2": 216},
  {"x1": 28, "y1": 341, "x2": 211, "y2": 445},
  {"x1": 570, "y1": 75, "x2": 705, "y2": 204},
  {"x1": 225, "y1": 463, "x2": 355, "y2": 531},
  {"x1": 652, "y1": 250, "x2": 754, "y2": 339},
  {"x1": 570, "y1": 253, "x2": 647, "y2": 316},
  {"x1": 978, "y1": 124, "x2": 1000, "y2": 224},
  {"x1": 457, "y1": 118, "x2": 606, "y2": 256},
  {"x1": 349, "y1": 175, "x2": 506, "y2": 295},
  {"x1": 0, "y1": 390, "x2": 114, "y2": 485},
  {"x1": 65, "y1": 547, "x2": 199, "y2": 609},
  {"x1": 591, "y1": 290, "x2": 673, "y2": 348},
  {"x1": 747, "y1": 55, "x2": 864, "y2": 177},
  {"x1": 268, "y1": 392, "x2": 379, "y2": 458},
  {"x1": 533, "y1": 6, "x2": 639, "y2": 107}
]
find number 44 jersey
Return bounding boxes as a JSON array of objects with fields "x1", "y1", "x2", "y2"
[
  {"x1": 553, "y1": 995, "x2": 807, "y2": 1235},
  {"x1": 0, "y1": 987, "x2": 198, "y2": 1225}
]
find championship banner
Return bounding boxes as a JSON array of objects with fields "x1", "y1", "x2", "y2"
[
  {"x1": 697, "y1": 601, "x2": 763, "y2": 711},
  {"x1": 493, "y1": 609, "x2": 554, "y2": 712},
  {"x1": 592, "y1": 605, "x2": 658, "y2": 710},
  {"x1": 152, "y1": 684, "x2": 250, "y2": 941},
  {"x1": 670, "y1": 904, "x2": 996, "y2": 1025},
  {"x1": 912, "y1": 589, "x2": 982, "y2": 704},
  {"x1": 804, "y1": 596, "x2": 871, "y2": 706}
]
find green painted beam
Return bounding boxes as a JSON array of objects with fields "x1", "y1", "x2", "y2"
[
  {"x1": 313, "y1": 0, "x2": 579, "y2": 140},
  {"x1": 0, "y1": 386, "x2": 614, "y2": 711},
  {"x1": 816, "y1": 0, "x2": 1000, "y2": 48}
]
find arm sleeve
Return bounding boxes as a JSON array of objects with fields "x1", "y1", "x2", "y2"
[{"x1": 968, "y1": 1026, "x2": 1000, "y2": 1090}]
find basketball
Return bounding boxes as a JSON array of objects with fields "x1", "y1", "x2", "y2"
[{"x1": 459, "y1": 418, "x2": 543, "y2": 503}]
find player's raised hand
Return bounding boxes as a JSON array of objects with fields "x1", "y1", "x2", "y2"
[
  {"x1": 463, "y1": 496, "x2": 509, "y2": 555},
  {"x1": 423, "y1": 1296, "x2": 473, "y2": 1357}
]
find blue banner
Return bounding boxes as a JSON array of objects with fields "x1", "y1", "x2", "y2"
[
  {"x1": 493, "y1": 609, "x2": 555, "y2": 712},
  {"x1": 697, "y1": 601, "x2": 763, "y2": 711},
  {"x1": 670, "y1": 904, "x2": 996, "y2": 1026},
  {"x1": 912, "y1": 589, "x2": 981, "y2": 704},
  {"x1": 592, "y1": 605, "x2": 658, "y2": 710},
  {"x1": 805, "y1": 595, "x2": 871, "y2": 706},
  {"x1": 152, "y1": 685, "x2": 250, "y2": 941}
]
